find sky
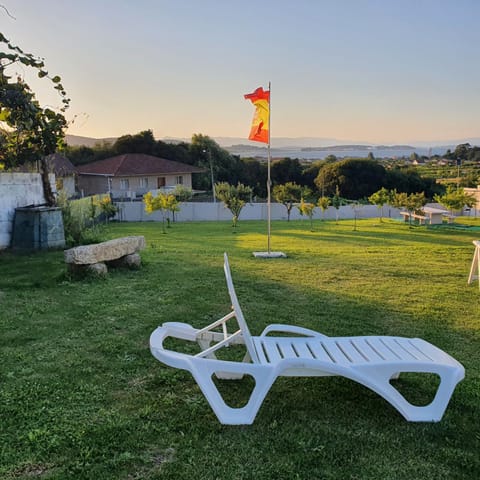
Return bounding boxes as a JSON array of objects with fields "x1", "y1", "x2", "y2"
[{"x1": 2, "y1": 0, "x2": 480, "y2": 146}]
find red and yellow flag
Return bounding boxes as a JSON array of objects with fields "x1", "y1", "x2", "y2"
[{"x1": 244, "y1": 86, "x2": 270, "y2": 144}]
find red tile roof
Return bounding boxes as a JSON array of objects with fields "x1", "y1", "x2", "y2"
[{"x1": 76, "y1": 153, "x2": 204, "y2": 176}]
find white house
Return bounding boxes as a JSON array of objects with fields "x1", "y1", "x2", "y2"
[{"x1": 76, "y1": 153, "x2": 204, "y2": 198}]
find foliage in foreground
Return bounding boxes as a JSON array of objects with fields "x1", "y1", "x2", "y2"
[
  {"x1": 0, "y1": 31, "x2": 69, "y2": 205},
  {"x1": 0, "y1": 219, "x2": 479, "y2": 479}
]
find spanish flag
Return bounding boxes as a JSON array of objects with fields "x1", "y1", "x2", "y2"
[{"x1": 244, "y1": 86, "x2": 270, "y2": 144}]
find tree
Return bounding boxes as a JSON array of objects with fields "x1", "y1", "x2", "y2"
[
  {"x1": 215, "y1": 182, "x2": 252, "y2": 228},
  {"x1": 63, "y1": 142, "x2": 114, "y2": 166},
  {"x1": 368, "y1": 187, "x2": 393, "y2": 222},
  {"x1": 350, "y1": 200, "x2": 361, "y2": 231},
  {"x1": 302, "y1": 160, "x2": 324, "y2": 191},
  {"x1": 315, "y1": 158, "x2": 386, "y2": 199},
  {"x1": 317, "y1": 196, "x2": 330, "y2": 220},
  {"x1": 143, "y1": 191, "x2": 179, "y2": 233},
  {"x1": 271, "y1": 157, "x2": 303, "y2": 185},
  {"x1": 0, "y1": 32, "x2": 70, "y2": 206},
  {"x1": 157, "y1": 140, "x2": 193, "y2": 165},
  {"x1": 297, "y1": 198, "x2": 316, "y2": 231},
  {"x1": 190, "y1": 134, "x2": 218, "y2": 194},
  {"x1": 324, "y1": 154, "x2": 338, "y2": 164},
  {"x1": 172, "y1": 184, "x2": 193, "y2": 202},
  {"x1": 331, "y1": 185, "x2": 343, "y2": 224},
  {"x1": 166, "y1": 195, "x2": 180, "y2": 224},
  {"x1": 113, "y1": 130, "x2": 157, "y2": 155},
  {"x1": 434, "y1": 186, "x2": 476, "y2": 218},
  {"x1": 392, "y1": 191, "x2": 426, "y2": 228},
  {"x1": 384, "y1": 166, "x2": 442, "y2": 198},
  {"x1": 273, "y1": 182, "x2": 306, "y2": 221},
  {"x1": 190, "y1": 134, "x2": 243, "y2": 191},
  {"x1": 453, "y1": 143, "x2": 471, "y2": 162},
  {"x1": 239, "y1": 157, "x2": 267, "y2": 197},
  {"x1": 96, "y1": 195, "x2": 117, "y2": 223},
  {"x1": 459, "y1": 171, "x2": 479, "y2": 188}
]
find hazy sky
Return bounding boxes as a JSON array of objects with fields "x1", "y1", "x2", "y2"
[{"x1": 2, "y1": 0, "x2": 480, "y2": 145}]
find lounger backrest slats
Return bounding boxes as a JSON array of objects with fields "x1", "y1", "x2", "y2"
[
  {"x1": 276, "y1": 341, "x2": 300, "y2": 359},
  {"x1": 260, "y1": 340, "x2": 283, "y2": 363},
  {"x1": 334, "y1": 339, "x2": 370, "y2": 363},
  {"x1": 305, "y1": 340, "x2": 336, "y2": 363},
  {"x1": 376, "y1": 337, "x2": 425, "y2": 362},
  {"x1": 256, "y1": 336, "x2": 450, "y2": 368},
  {"x1": 355, "y1": 338, "x2": 401, "y2": 362},
  {"x1": 223, "y1": 253, "x2": 260, "y2": 363},
  {"x1": 289, "y1": 341, "x2": 315, "y2": 359}
]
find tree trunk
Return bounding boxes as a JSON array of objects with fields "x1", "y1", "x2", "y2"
[{"x1": 40, "y1": 156, "x2": 56, "y2": 206}]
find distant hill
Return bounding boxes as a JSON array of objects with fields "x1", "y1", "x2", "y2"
[
  {"x1": 65, "y1": 134, "x2": 479, "y2": 150},
  {"x1": 301, "y1": 144, "x2": 416, "y2": 152},
  {"x1": 65, "y1": 134, "x2": 117, "y2": 147},
  {"x1": 65, "y1": 134, "x2": 364, "y2": 149}
]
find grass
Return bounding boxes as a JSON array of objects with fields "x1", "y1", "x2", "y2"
[{"x1": 1, "y1": 217, "x2": 479, "y2": 479}]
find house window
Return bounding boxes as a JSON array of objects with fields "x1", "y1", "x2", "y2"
[
  {"x1": 175, "y1": 175, "x2": 183, "y2": 185},
  {"x1": 139, "y1": 177, "x2": 148, "y2": 189},
  {"x1": 157, "y1": 177, "x2": 166, "y2": 188},
  {"x1": 120, "y1": 179, "x2": 129, "y2": 190}
]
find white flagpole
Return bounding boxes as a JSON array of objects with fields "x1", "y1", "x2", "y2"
[
  {"x1": 267, "y1": 81, "x2": 271, "y2": 254},
  {"x1": 252, "y1": 81, "x2": 285, "y2": 258}
]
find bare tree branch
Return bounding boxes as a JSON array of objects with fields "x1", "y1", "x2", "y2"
[{"x1": 0, "y1": 4, "x2": 16, "y2": 20}]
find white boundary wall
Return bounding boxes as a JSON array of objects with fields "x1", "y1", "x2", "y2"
[
  {"x1": 0, "y1": 173, "x2": 55, "y2": 249},
  {"x1": 115, "y1": 201, "x2": 401, "y2": 223}
]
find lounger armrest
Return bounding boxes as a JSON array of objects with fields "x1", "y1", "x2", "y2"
[
  {"x1": 161, "y1": 322, "x2": 198, "y2": 341},
  {"x1": 260, "y1": 324, "x2": 328, "y2": 338}
]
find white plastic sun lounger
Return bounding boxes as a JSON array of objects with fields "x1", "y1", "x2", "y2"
[{"x1": 150, "y1": 254, "x2": 465, "y2": 425}]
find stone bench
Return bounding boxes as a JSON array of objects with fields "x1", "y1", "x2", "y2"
[
  {"x1": 400, "y1": 211, "x2": 427, "y2": 224},
  {"x1": 64, "y1": 235, "x2": 146, "y2": 275}
]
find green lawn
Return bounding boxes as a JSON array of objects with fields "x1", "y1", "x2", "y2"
[{"x1": 1, "y1": 218, "x2": 479, "y2": 479}]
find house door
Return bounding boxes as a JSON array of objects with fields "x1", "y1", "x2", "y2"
[{"x1": 157, "y1": 177, "x2": 166, "y2": 188}]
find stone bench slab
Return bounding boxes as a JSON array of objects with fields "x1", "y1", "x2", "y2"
[{"x1": 64, "y1": 236, "x2": 146, "y2": 265}]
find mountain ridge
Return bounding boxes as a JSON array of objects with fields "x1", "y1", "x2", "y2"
[{"x1": 65, "y1": 134, "x2": 479, "y2": 150}]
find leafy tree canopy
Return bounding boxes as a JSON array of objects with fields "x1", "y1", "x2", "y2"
[
  {"x1": 273, "y1": 182, "x2": 309, "y2": 221},
  {"x1": 238, "y1": 157, "x2": 267, "y2": 197},
  {"x1": 113, "y1": 130, "x2": 157, "y2": 155},
  {"x1": 271, "y1": 157, "x2": 303, "y2": 185},
  {"x1": 392, "y1": 191, "x2": 426, "y2": 215},
  {"x1": 434, "y1": 186, "x2": 476, "y2": 213},
  {"x1": 315, "y1": 158, "x2": 386, "y2": 199},
  {"x1": 215, "y1": 181, "x2": 252, "y2": 228},
  {"x1": 0, "y1": 31, "x2": 70, "y2": 204}
]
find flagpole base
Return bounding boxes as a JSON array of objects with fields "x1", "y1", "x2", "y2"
[{"x1": 252, "y1": 251, "x2": 287, "y2": 258}]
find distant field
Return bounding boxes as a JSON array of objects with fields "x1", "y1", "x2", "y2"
[
  {"x1": 1, "y1": 218, "x2": 479, "y2": 479},
  {"x1": 415, "y1": 162, "x2": 479, "y2": 182}
]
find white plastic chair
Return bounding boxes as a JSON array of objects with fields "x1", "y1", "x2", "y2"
[{"x1": 150, "y1": 253, "x2": 465, "y2": 425}]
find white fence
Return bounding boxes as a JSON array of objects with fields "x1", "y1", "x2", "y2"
[
  {"x1": 0, "y1": 173, "x2": 55, "y2": 249},
  {"x1": 115, "y1": 201, "x2": 401, "y2": 223}
]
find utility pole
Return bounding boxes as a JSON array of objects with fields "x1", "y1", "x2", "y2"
[
  {"x1": 457, "y1": 158, "x2": 461, "y2": 188},
  {"x1": 203, "y1": 149, "x2": 216, "y2": 203}
]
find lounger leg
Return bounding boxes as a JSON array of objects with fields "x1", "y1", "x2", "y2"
[
  {"x1": 355, "y1": 365, "x2": 463, "y2": 422},
  {"x1": 190, "y1": 364, "x2": 277, "y2": 424}
]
